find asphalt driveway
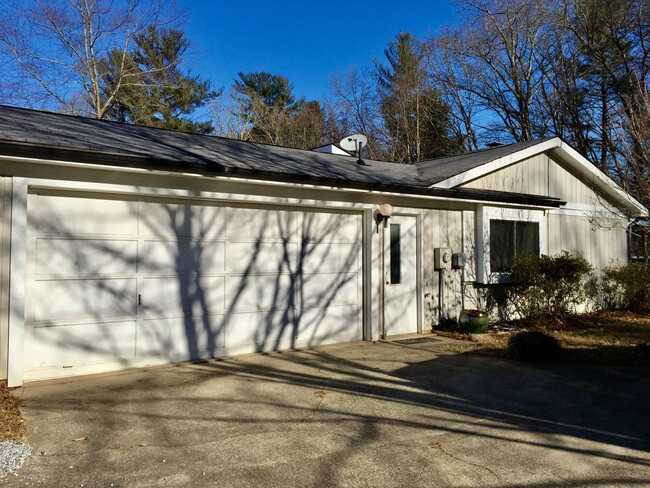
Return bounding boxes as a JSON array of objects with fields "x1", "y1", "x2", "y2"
[{"x1": 5, "y1": 336, "x2": 650, "y2": 487}]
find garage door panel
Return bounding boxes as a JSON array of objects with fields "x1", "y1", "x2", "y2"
[
  {"x1": 30, "y1": 321, "x2": 136, "y2": 368},
  {"x1": 142, "y1": 276, "x2": 225, "y2": 316},
  {"x1": 136, "y1": 316, "x2": 225, "y2": 359},
  {"x1": 301, "y1": 212, "x2": 360, "y2": 243},
  {"x1": 226, "y1": 208, "x2": 296, "y2": 240},
  {"x1": 298, "y1": 304, "x2": 361, "y2": 343},
  {"x1": 226, "y1": 241, "x2": 296, "y2": 274},
  {"x1": 302, "y1": 243, "x2": 359, "y2": 273},
  {"x1": 36, "y1": 238, "x2": 138, "y2": 277},
  {"x1": 29, "y1": 195, "x2": 138, "y2": 236},
  {"x1": 224, "y1": 311, "x2": 296, "y2": 350},
  {"x1": 33, "y1": 278, "x2": 137, "y2": 322},
  {"x1": 138, "y1": 202, "x2": 226, "y2": 239},
  {"x1": 302, "y1": 272, "x2": 359, "y2": 308},
  {"x1": 226, "y1": 274, "x2": 294, "y2": 311},
  {"x1": 140, "y1": 239, "x2": 225, "y2": 275}
]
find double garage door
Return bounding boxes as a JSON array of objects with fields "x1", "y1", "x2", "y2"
[{"x1": 23, "y1": 191, "x2": 363, "y2": 381}]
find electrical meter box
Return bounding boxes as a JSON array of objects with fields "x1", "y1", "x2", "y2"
[
  {"x1": 434, "y1": 247, "x2": 452, "y2": 270},
  {"x1": 452, "y1": 252, "x2": 466, "y2": 269}
]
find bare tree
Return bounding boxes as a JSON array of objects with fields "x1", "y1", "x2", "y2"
[
  {"x1": 556, "y1": 0, "x2": 650, "y2": 189},
  {"x1": 325, "y1": 68, "x2": 383, "y2": 159},
  {"x1": 618, "y1": 85, "x2": 650, "y2": 209},
  {"x1": 427, "y1": 32, "x2": 482, "y2": 152},
  {"x1": 210, "y1": 89, "x2": 254, "y2": 141},
  {"x1": 0, "y1": 0, "x2": 176, "y2": 118},
  {"x1": 434, "y1": 0, "x2": 552, "y2": 144}
]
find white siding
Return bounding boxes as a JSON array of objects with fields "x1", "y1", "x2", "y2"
[
  {"x1": 0, "y1": 178, "x2": 11, "y2": 380},
  {"x1": 462, "y1": 154, "x2": 549, "y2": 195},
  {"x1": 462, "y1": 153, "x2": 612, "y2": 207},
  {"x1": 548, "y1": 162, "x2": 601, "y2": 205},
  {"x1": 547, "y1": 213, "x2": 627, "y2": 269},
  {"x1": 423, "y1": 209, "x2": 464, "y2": 327}
]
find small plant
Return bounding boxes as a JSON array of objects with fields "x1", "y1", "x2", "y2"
[
  {"x1": 602, "y1": 262, "x2": 650, "y2": 312},
  {"x1": 506, "y1": 331, "x2": 563, "y2": 362}
]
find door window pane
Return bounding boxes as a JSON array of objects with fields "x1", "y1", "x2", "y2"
[{"x1": 390, "y1": 224, "x2": 401, "y2": 284}]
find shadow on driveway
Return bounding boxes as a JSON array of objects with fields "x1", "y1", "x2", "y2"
[{"x1": 9, "y1": 338, "x2": 650, "y2": 487}]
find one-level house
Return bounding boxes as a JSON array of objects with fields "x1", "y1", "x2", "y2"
[{"x1": 0, "y1": 106, "x2": 646, "y2": 386}]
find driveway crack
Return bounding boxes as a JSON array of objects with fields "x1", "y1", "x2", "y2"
[{"x1": 436, "y1": 443, "x2": 501, "y2": 481}]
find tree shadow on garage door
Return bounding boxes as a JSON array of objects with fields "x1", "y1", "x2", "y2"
[{"x1": 23, "y1": 191, "x2": 363, "y2": 375}]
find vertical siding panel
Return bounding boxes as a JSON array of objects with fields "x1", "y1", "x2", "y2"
[
  {"x1": 0, "y1": 177, "x2": 10, "y2": 380},
  {"x1": 533, "y1": 155, "x2": 541, "y2": 195},
  {"x1": 423, "y1": 210, "x2": 435, "y2": 328},
  {"x1": 461, "y1": 155, "x2": 606, "y2": 205},
  {"x1": 431, "y1": 210, "x2": 441, "y2": 324},
  {"x1": 548, "y1": 214, "x2": 556, "y2": 255}
]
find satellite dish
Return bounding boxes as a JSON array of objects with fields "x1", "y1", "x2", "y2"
[{"x1": 339, "y1": 134, "x2": 368, "y2": 153}]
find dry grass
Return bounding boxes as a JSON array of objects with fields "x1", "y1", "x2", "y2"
[
  {"x1": 470, "y1": 311, "x2": 650, "y2": 366},
  {"x1": 0, "y1": 382, "x2": 26, "y2": 441}
]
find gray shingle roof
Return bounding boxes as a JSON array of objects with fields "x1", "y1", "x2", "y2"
[
  {"x1": 415, "y1": 138, "x2": 556, "y2": 184},
  {"x1": 0, "y1": 105, "x2": 564, "y2": 207},
  {"x1": 0, "y1": 105, "x2": 422, "y2": 185}
]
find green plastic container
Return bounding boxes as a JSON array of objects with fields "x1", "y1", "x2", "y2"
[{"x1": 459, "y1": 310, "x2": 489, "y2": 334}]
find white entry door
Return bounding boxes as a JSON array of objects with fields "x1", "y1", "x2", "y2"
[{"x1": 383, "y1": 215, "x2": 418, "y2": 336}]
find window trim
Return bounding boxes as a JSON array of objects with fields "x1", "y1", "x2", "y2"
[{"x1": 478, "y1": 206, "x2": 546, "y2": 283}]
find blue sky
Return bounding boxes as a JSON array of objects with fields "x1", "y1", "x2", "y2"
[{"x1": 180, "y1": 0, "x2": 459, "y2": 101}]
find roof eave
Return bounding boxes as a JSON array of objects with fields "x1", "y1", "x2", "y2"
[{"x1": 0, "y1": 141, "x2": 566, "y2": 209}]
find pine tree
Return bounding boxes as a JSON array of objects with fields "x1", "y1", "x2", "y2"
[
  {"x1": 103, "y1": 28, "x2": 218, "y2": 134},
  {"x1": 375, "y1": 32, "x2": 461, "y2": 163}
]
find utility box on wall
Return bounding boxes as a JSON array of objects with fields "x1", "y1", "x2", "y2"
[
  {"x1": 452, "y1": 252, "x2": 466, "y2": 269},
  {"x1": 434, "y1": 247, "x2": 452, "y2": 270}
]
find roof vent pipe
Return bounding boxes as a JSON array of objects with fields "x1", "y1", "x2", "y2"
[{"x1": 356, "y1": 141, "x2": 366, "y2": 166}]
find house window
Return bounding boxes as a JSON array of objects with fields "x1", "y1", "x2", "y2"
[
  {"x1": 389, "y1": 224, "x2": 401, "y2": 284},
  {"x1": 490, "y1": 220, "x2": 540, "y2": 273},
  {"x1": 630, "y1": 222, "x2": 649, "y2": 262}
]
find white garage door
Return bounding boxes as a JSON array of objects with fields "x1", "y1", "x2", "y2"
[{"x1": 23, "y1": 192, "x2": 363, "y2": 381}]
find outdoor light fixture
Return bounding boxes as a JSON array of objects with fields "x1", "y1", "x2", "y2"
[{"x1": 375, "y1": 203, "x2": 393, "y2": 233}]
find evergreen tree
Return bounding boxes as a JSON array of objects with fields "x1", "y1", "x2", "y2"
[
  {"x1": 231, "y1": 71, "x2": 325, "y2": 148},
  {"x1": 232, "y1": 71, "x2": 301, "y2": 145},
  {"x1": 104, "y1": 28, "x2": 218, "y2": 134},
  {"x1": 375, "y1": 32, "x2": 460, "y2": 163}
]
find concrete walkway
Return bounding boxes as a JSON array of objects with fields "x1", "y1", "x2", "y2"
[{"x1": 4, "y1": 336, "x2": 650, "y2": 487}]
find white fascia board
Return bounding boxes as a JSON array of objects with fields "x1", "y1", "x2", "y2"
[
  {"x1": 554, "y1": 141, "x2": 648, "y2": 217},
  {"x1": 0, "y1": 154, "x2": 558, "y2": 211},
  {"x1": 431, "y1": 138, "x2": 562, "y2": 189}
]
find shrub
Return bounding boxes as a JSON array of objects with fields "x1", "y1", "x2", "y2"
[
  {"x1": 495, "y1": 251, "x2": 593, "y2": 323},
  {"x1": 602, "y1": 262, "x2": 650, "y2": 312},
  {"x1": 506, "y1": 331, "x2": 563, "y2": 362}
]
